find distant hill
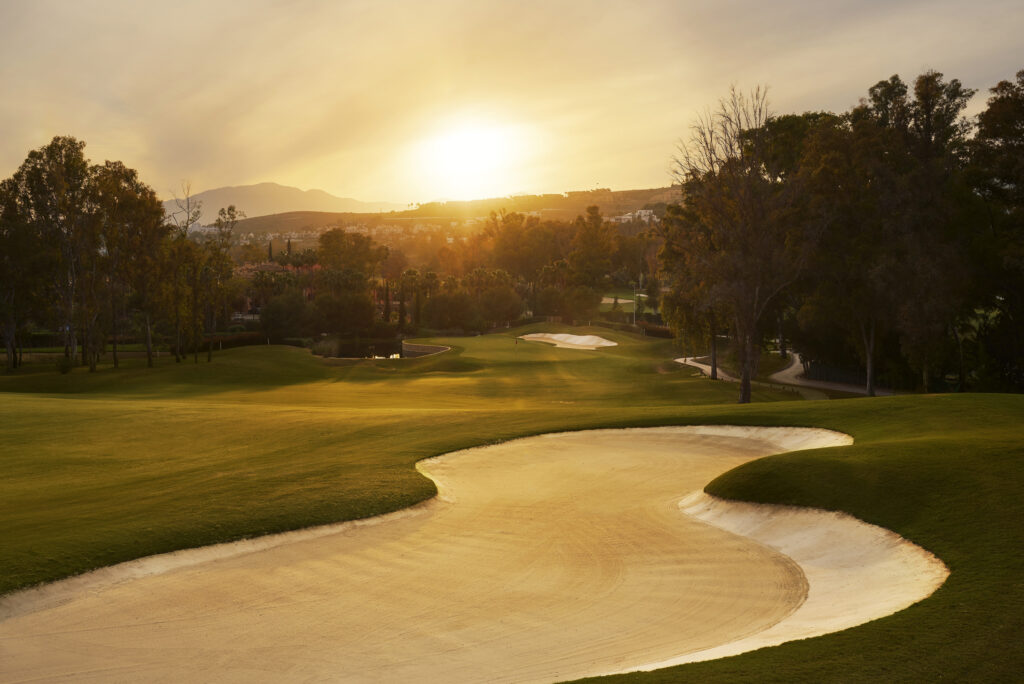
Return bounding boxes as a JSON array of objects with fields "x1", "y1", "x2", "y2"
[
  {"x1": 398, "y1": 186, "x2": 679, "y2": 221},
  {"x1": 161, "y1": 182, "x2": 402, "y2": 221},
  {"x1": 230, "y1": 186, "x2": 679, "y2": 236}
]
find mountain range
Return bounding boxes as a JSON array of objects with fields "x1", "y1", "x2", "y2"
[{"x1": 161, "y1": 182, "x2": 403, "y2": 221}]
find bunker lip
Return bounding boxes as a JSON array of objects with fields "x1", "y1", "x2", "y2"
[
  {"x1": 623, "y1": 490, "x2": 950, "y2": 672},
  {"x1": 518, "y1": 332, "x2": 618, "y2": 350},
  {"x1": 0, "y1": 427, "x2": 948, "y2": 683}
]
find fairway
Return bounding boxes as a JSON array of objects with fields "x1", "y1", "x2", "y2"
[
  {"x1": 2, "y1": 327, "x2": 1024, "y2": 681},
  {"x1": 0, "y1": 326, "x2": 791, "y2": 596}
]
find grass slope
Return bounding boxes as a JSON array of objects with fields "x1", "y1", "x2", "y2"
[
  {"x1": 0, "y1": 325, "x2": 789, "y2": 595},
  {"x1": 573, "y1": 394, "x2": 1024, "y2": 682},
  {"x1": 3, "y1": 326, "x2": 1023, "y2": 680}
]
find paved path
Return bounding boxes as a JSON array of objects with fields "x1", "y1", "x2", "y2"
[
  {"x1": 676, "y1": 353, "x2": 893, "y2": 398},
  {"x1": 768, "y1": 352, "x2": 894, "y2": 396}
]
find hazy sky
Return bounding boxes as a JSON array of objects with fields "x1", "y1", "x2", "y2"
[{"x1": 1, "y1": 0, "x2": 1021, "y2": 203}]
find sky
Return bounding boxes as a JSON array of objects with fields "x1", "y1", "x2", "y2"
[{"x1": 1, "y1": 0, "x2": 1022, "y2": 203}]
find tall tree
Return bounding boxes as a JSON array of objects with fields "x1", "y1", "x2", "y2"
[
  {"x1": 865, "y1": 72, "x2": 977, "y2": 390},
  {"x1": 318, "y1": 229, "x2": 388, "y2": 276},
  {"x1": 89, "y1": 161, "x2": 164, "y2": 369},
  {"x1": 970, "y1": 69, "x2": 1024, "y2": 388},
  {"x1": 0, "y1": 178, "x2": 48, "y2": 371},
  {"x1": 568, "y1": 206, "x2": 614, "y2": 288},
  {"x1": 796, "y1": 115, "x2": 906, "y2": 395},
  {"x1": 667, "y1": 87, "x2": 812, "y2": 402},
  {"x1": 659, "y1": 202, "x2": 725, "y2": 379},
  {"x1": 165, "y1": 185, "x2": 203, "y2": 362},
  {"x1": 7, "y1": 137, "x2": 92, "y2": 361},
  {"x1": 202, "y1": 206, "x2": 242, "y2": 361}
]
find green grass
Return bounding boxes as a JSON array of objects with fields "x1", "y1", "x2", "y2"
[
  {"x1": 0, "y1": 325, "x2": 790, "y2": 595},
  {"x1": 571, "y1": 393, "x2": 1024, "y2": 682},
  {"x1": 3, "y1": 326, "x2": 1023, "y2": 680}
]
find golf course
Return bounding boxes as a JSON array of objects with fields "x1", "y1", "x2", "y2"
[{"x1": 2, "y1": 325, "x2": 1023, "y2": 681}]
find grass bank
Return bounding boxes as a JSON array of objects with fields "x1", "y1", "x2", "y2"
[
  {"x1": 573, "y1": 392, "x2": 1024, "y2": 682},
  {"x1": 0, "y1": 324, "x2": 789, "y2": 595},
  {"x1": 3, "y1": 325, "x2": 1022, "y2": 680}
]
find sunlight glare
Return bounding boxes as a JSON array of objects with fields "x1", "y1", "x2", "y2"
[{"x1": 416, "y1": 119, "x2": 528, "y2": 201}]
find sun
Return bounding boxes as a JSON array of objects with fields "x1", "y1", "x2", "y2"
[{"x1": 416, "y1": 119, "x2": 527, "y2": 201}]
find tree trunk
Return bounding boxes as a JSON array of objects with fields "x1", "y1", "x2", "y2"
[
  {"x1": 207, "y1": 308, "x2": 214, "y2": 362},
  {"x1": 145, "y1": 312, "x2": 154, "y2": 368},
  {"x1": 174, "y1": 304, "x2": 182, "y2": 362},
  {"x1": 111, "y1": 293, "x2": 119, "y2": 369},
  {"x1": 192, "y1": 281, "x2": 200, "y2": 364},
  {"x1": 952, "y1": 324, "x2": 965, "y2": 392},
  {"x1": 860, "y1": 319, "x2": 876, "y2": 397},
  {"x1": 3, "y1": 325, "x2": 14, "y2": 373},
  {"x1": 708, "y1": 313, "x2": 718, "y2": 381},
  {"x1": 398, "y1": 287, "x2": 406, "y2": 332},
  {"x1": 739, "y1": 331, "x2": 754, "y2": 404},
  {"x1": 86, "y1": 315, "x2": 99, "y2": 372},
  {"x1": 778, "y1": 315, "x2": 787, "y2": 360}
]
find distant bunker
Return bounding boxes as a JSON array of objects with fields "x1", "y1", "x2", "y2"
[
  {"x1": 401, "y1": 342, "x2": 453, "y2": 358},
  {"x1": 519, "y1": 333, "x2": 618, "y2": 350}
]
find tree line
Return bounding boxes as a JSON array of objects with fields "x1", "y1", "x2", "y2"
[
  {"x1": 660, "y1": 69, "x2": 1024, "y2": 401},
  {"x1": 253, "y1": 205, "x2": 662, "y2": 346},
  {"x1": 0, "y1": 136, "x2": 242, "y2": 371},
  {"x1": 0, "y1": 131, "x2": 658, "y2": 372}
]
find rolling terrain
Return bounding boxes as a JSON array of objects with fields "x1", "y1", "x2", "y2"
[{"x1": 2, "y1": 326, "x2": 1023, "y2": 680}]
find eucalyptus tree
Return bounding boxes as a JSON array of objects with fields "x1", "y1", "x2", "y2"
[
  {"x1": 858, "y1": 71, "x2": 978, "y2": 390},
  {"x1": 658, "y1": 202, "x2": 725, "y2": 379},
  {"x1": 568, "y1": 206, "x2": 614, "y2": 288},
  {"x1": 88, "y1": 161, "x2": 165, "y2": 368},
  {"x1": 666, "y1": 87, "x2": 813, "y2": 402},
  {"x1": 163, "y1": 185, "x2": 203, "y2": 361},
  {"x1": 0, "y1": 177, "x2": 47, "y2": 370},
  {"x1": 795, "y1": 114, "x2": 906, "y2": 395},
  {"x1": 6, "y1": 137, "x2": 92, "y2": 360},
  {"x1": 199, "y1": 206, "x2": 241, "y2": 361},
  {"x1": 970, "y1": 69, "x2": 1024, "y2": 388}
]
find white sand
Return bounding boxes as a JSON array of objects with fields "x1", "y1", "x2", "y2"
[
  {"x1": 0, "y1": 426, "x2": 947, "y2": 683},
  {"x1": 519, "y1": 332, "x2": 618, "y2": 350},
  {"x1": 628, "y1": 490, "x2": 949, "y2": 670}
]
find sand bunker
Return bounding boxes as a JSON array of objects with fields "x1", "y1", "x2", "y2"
[
  {"x1": 519, "y1": 332, "x2": 617, "y2": 350},
  {"x1": 0, "y1": 426, "x2": 947, "y2": 683}
]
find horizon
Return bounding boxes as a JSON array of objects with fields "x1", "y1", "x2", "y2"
[
  {"x1": 2, "y1": 1, "x2": 1022, "y2": 204},
  {"x1": 158, "y1": 178, "x2": 678, "y2": 209}
]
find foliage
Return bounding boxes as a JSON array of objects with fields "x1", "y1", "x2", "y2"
[
  {"x1": 665, "y1": 87, "x2": 812, "y2": 402},
  {"x1": 479, "y1": 286, "x2": 524, "y2": 325},
  {"x1": 2, "y1": 340, "x2": 1023, "y2": 680},
  {"x1": 660, "y1": 67, "x2": 1024, "y2": 395},
  {"x1": 568, "y1": 206, "x2": 615, "y2": 288},
  {"x1": 317, "y1": 228, "x2": 388, "y2": 275}
]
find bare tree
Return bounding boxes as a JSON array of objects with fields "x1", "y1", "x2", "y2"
[{"x1": 665, "y1": 86, "x2": 811, "y2": 402}]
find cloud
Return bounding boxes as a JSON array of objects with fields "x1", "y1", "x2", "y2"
[{"x1": 1, "y1": 0, "x2": 1021, "y2": 202}]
